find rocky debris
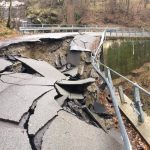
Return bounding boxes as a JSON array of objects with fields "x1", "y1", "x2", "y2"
[
  {"x1": 28, "y1": 90, "x2": 61, "y2": 135},
  {"x1": 41, "y1": 111, "x2": 123, "y2": 150},
  {"x1": 0, "y1": 121, "x2": 32, "y2": 150},
  {"x1": 0, "y1": 58, "x2": 12, "y2": 72}
]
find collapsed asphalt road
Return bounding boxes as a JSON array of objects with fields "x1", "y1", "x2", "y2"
[{"x1": 0, "y1": 33, "x2": 123, "y2": 150}]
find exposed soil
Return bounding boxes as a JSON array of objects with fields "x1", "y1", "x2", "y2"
[{"x1": 113, "y1": 62, "x2": 150, "y2": 115}]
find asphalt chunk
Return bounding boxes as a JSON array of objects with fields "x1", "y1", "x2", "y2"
[
  {"x1": 41, "y1": 111, "x2": 123, "y2": 150},
  {"x1": 0, "y1": 77, "x2": 53, "y2": 122},
  {"x1": 0, "y1": 122, "x2": 32, "y2": 150},
  {"x1": 28, "y1": 90, "x2": 61, "y2": 135}
]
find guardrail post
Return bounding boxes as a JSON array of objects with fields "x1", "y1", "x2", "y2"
[
  {"x1": 133, "y1": 85, "x2": 144, "y2": 123},
  {"x1": 106, "y1": 67, "x2": 114, "y2": 88},
  {"x1": 118, "y1": 86, "x2": 126, "y2": 103}
]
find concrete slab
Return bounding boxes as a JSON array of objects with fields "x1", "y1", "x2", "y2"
[
  {"x1": 28, "y1": 90, "x2": 61, "y2": 135},
  {"x1": 15, "y1": 57, "x2": 66, "y2": 81},
  {"x1": 41, "y1": 111, "x2": 123, "y2": 150},
  {"x1": 0, "y1": 58, "x2": 12, "y2": 71},
  {"x1": 0, "y1": 123, "x2": 32, "y2": 150},
  {"x1": 0, "y1": 77, "x2": 52, "y2": 122}
]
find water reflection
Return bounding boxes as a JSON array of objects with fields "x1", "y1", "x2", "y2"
[{"x1": 103, "y1": 39, "x2": 150, "y2": 75}]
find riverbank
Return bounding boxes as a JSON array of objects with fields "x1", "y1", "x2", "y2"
[{"x1": 113, "y1": 62, "x2": 150, "y2": 115}]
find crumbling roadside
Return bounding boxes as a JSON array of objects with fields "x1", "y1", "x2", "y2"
[{"x1": 0, "y1": 33, "x2": 146, "y2": 150}]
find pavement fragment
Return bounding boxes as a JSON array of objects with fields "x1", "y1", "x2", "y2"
[
  {"x1": 55, "y1": 84, "x2": 84, "y2": 99},
  {"x1": 0, "y1": 72, "x2": 33, "y2": 93},
  {"x1": 56, "y1": 77, "x2": 95, "y2": 85},
  {"x1": 0, "y1": 77, "x2": 53, "y2": 122},
  {"x1": 28, "y1": 90, "x2": 61, "y2": 135},
  {"x1": 70, "y1": 34, "x2": 99, "y2": 52},
  {"x1": 41, "y1": 111, "x2": 123, "y2": 150},
  {"x1": 15, "y1": 57, "x2": 66, "y2": 80},
  {"x1": 55, "y1": 95, "x2": 68, "y2": 107},
  {"x1": 0, "y1": 58, "x2": 12, "y2": 72},
  {"x1": 0, "y1": 122, "x2": 32, "y2": 150}
]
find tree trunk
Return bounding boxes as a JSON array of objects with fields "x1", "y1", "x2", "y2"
[
  {"x1": 64, "y1": 0, "x2": 75, "y2": 24},
  {"x1": 7, "y1": 0, "x2": 12, "y2": 28},
  {"x1": 126, "y1": 0, "x2": 130, "y2": 14},
  {"x1": 144, "y1": 0, "x2": 148, "y2": 8}
]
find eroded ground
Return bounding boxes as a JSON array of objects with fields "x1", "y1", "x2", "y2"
[{"x1": 0, "y1": 35, "x2": 149, "y2": 150}]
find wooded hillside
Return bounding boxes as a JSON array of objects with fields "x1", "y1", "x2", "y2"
[{"x1": 0, "y1": 0, "x2": 150, "y2": 28}]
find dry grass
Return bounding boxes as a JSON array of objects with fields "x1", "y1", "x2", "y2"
[{"x1": 0, "y1": 21, "x2": 19, "y2": 40}]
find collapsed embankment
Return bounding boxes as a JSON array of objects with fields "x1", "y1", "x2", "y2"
[{"x1": 0, "y1": 34, "x2": 149, "y2": 149}]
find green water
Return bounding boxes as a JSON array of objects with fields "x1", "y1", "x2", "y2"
[{"x1": 103, "y1": 39, "x2": 150, "y2": 75}]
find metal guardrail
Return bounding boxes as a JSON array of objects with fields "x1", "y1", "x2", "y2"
[
  {"x1": 92, "y1": 30, "x2": 150, "y2": 148},
  {"x1": 91, "y1": 57, "x2": 132, "y2": 150},
  {"x1": 91, "y1": 30, "x2": 150, "y2": 149},
  {"x1": 92, "y1": 31, "x2": 132, "y2": 150},
  {"x1": 19, "y1": 24, "x2": 150, "y2": 38}
]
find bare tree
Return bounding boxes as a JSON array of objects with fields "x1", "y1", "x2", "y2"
[
  {"x1": 7, "y1": 0, "x2": 12, "y2": 28},
  {"x1": 144, "y1": 0, "x2": 148, "y2": 8},
  {"x1": 64, "y1": 0, "x2": 75, "y2": 24}
]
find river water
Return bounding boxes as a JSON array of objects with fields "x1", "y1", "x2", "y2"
[{"x1": 103, "y1": 39, "x2": 150, "y2": 75}]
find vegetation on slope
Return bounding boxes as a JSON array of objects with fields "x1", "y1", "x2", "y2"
[
  {"x1": 25, "y1": 0, "x2": 150, "y2": 27},
  {"x1": 0, "y1": 20, "x2": 19, "y2": 40}
]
